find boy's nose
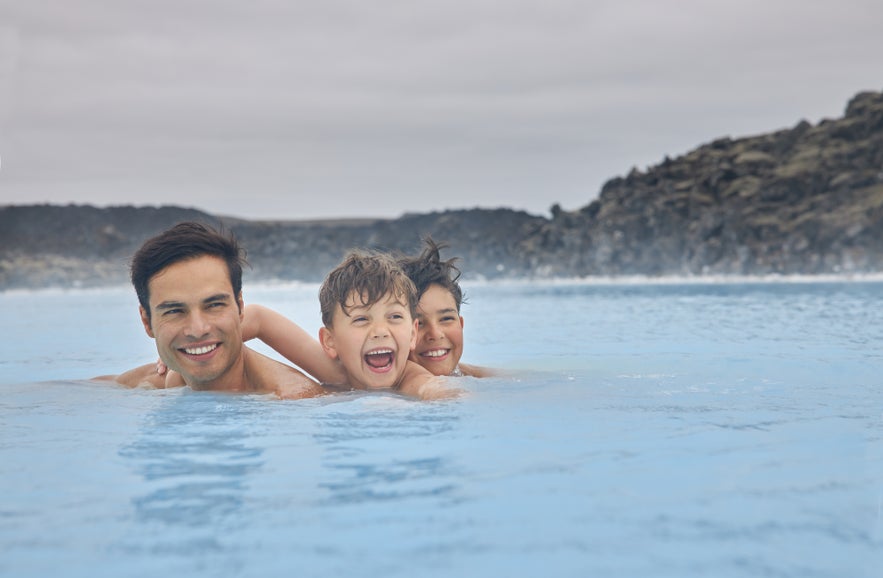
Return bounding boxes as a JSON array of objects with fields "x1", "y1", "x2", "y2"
[
  {"x1": 424, "y1": 324, "x2": 443, "y2": 340},
  {"x1": 371, "y1": 321, "x2": 389, "y2": 338}
]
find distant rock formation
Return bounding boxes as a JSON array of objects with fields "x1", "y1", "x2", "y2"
[
  {"x1": 520, "y1": 90, "x2": 883, "y2": 276},
  {"x1": 2, "y1": 89, "x2": 882, "y2": 290}
]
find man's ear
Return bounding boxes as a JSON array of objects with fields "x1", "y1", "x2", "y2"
[
  {"x1": 139, "y1": 306, "x2": 155, "y2": 338},
  {"x1": 319, "y1": 327, "x2": 339, "y2": 359},
  {"x1": 237, "y1": 292, "x2": 245, "y2": 321}
]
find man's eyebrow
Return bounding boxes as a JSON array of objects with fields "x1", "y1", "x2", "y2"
[{"x1": 203, "y1": 293, "x2": 232, "y2": 304}]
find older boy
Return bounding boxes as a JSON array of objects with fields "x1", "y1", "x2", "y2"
[
  {"x1": 98, "y1": 222, "x2": 327, "y2": 400},
  {"x1": 397, "y1": 237, "x2": 497, "y2": 377}
]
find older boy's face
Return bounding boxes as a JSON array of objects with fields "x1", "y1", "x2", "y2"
[
  {"x1": 320, "y1": 291, "x2": 417, "y2": 390},
  {"x1": 140, "y1": 255, "x2": 245, "y2": 389},
  {"x1": 411, "y1": 284, "x2": 464, "y2": 376}
]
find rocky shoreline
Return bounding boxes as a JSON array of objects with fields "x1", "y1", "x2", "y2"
[{"x1": 2, "y1": 89, "x2": 882, "y2": 291}]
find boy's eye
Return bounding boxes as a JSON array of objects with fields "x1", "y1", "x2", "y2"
[{"x1": 440, "y1": 316, "x2": 456, "y2": 323}]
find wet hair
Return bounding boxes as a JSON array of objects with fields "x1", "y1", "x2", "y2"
[
  {"x1": 319, "y1": 249, "x2": 418, "y2": 327},
  {"x1": 397, "y1": 237, "x2": 464, "y2": 310},
  {"x1": 130, "y1": 221, "x2": 248, "y2": 320}
]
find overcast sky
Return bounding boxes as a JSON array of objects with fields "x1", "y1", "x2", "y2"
[{"x1": 0, "y1": 0, "x2": 881, "y2": 221}]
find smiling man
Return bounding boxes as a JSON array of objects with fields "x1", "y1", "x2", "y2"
[{"x1": 104, "y1": 222, "x2": 326, "y2": 399}]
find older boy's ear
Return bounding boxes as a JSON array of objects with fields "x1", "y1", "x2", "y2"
[
  {"x1": 409, "y1": 318, "x2": 418, "y2": 351},
  {"x1": 318, "y1": 327, "x2": 339, "y2": 359},
  {"x1": 139, "y1": 306, "x2": 155, "y2": 338}
]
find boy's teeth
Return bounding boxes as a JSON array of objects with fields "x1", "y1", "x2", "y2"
[
  {"x1": 184, "y1": 344, "x2": 217, "y2": 355},
  {"x1": 424, "y1": 349, "x2": 447, "y2": 358}
]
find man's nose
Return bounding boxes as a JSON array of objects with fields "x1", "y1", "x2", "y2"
[{"x1": 185, "y1": 310, "x2": 211, "y2": 337}]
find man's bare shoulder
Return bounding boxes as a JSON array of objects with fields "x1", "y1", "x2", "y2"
[
  {"x1": 94, "y1": 363, "x2": 169, "y2": 389},
  {"x1": 244, "y1": 348, "x2": 328, "y2": 399}
]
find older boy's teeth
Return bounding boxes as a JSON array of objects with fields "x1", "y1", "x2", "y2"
[
  {"x1": 184, "y1": 344, "x2": 217, "y2": 355},
  {"x1": 424, "y1": 349, "x2": 448, "y2": 358}
]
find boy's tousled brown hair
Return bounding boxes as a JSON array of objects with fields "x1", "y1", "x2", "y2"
[
  {"x1": 319, "y1": 249, "x2": 418, "y2": 326},
  {"x1": 397, "y1": 237, "x2": 464, "y2": 310}
]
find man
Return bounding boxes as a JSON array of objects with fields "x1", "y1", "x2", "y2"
[{"x1": 101, "y1": 221, "x2": 326, "y2": 399}]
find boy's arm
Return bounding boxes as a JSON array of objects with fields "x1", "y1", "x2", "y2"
[
  {"x1": 458, "y1": 363, "x2": 502, "y2": 378},
  {"x1": 397, "y1": 361, "x2": 464, "y2": 400},
  {"x1": 243, "y1": 304, "x2": 347, "y2": 385}
]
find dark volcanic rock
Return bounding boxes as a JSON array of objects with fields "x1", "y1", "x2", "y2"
[
  {"x1": 3, "y1": 89, "x2": 883, "y2": 289},
  {"x1": 518, "y1": 89, "x2": 883, "y2": 277}
]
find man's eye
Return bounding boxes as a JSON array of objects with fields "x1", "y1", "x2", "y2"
[
  {"x1": 440, "y1": 316, "x2": 456, "y2": 323},
  {"x1": 162, "y1": 309, "x2": 183, "y2": 316}
]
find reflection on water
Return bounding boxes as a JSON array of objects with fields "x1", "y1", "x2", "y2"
[
  {"x1": 118, "y1": 392, "x2": 266, "y2": 546},
  {"x1": 313, "y1": 395, "x2": 463, "y2": 507}
]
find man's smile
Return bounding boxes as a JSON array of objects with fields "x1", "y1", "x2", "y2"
[{"x1": 180, "y1": 343, "x2": 219, "y2": 357}]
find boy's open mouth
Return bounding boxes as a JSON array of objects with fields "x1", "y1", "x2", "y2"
[{"x1": 364, "y1": 348, "x2": 394, "y2": 370}]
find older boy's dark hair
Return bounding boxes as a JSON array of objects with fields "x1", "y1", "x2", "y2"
[
  {"x1": 130, "y1": 221, "x2": 248, "y2": 320},
  {"x1": 319, "y1": 249, "x2": 418, "y2": 327},
  {"x1": 397, "y1": 237, "x2": 464, "y2": 310}
]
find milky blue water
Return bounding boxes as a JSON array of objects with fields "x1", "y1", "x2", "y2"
[{"x1": 1, "y1": 279, "x2": 881, "y2": 577}]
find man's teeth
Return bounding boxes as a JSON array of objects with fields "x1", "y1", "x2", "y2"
[
  {"x1": 184, "y1": 344, "x2": 217, "y2": 355},
  {"x1": 423, "y1": 349, "x2": 448, "y2": 358}
]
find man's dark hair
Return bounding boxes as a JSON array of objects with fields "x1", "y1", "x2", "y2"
[
  {"x1": 130, "y1": 221, "x2": 248, "y2": 320},
  {"x1": 397, "y1": 237, "x2": 464, "y2": 310}
]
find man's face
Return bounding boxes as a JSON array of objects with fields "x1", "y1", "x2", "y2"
[
  {"x1": 319, "y1": 290, "x2": 417, "y2": 390},
  {"x1": 410, "y1": 283, "x2": 464, "y2": 376},
  {"x1": 140, "y1": 255, "x2": 244, "y2": 389}
]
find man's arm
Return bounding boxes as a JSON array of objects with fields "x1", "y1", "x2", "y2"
[
  {"x1": 243, "y1": 304, "x2": 347, "y2": 385},
  {"x1": 93, "y1": 363, "x2": 172, "y2": 389}
]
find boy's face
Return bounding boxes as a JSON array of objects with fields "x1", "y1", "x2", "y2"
[
  {"x1": 140, "y1": 255, "x2": 245, "y2": 389},
  {"x1": 319, "y1": 290, "x2": 417, "y2": 390},
  {"x1": 411, "y1": 283, "x2": 464, "y2": 376}
]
